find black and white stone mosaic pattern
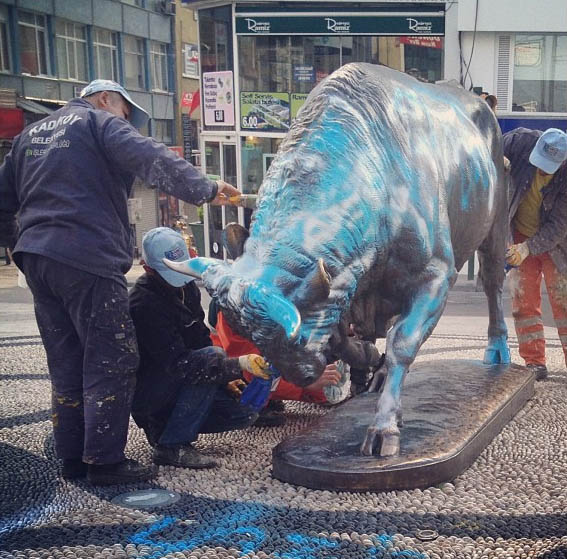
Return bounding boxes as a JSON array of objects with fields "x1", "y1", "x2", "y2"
[{"x1": 1, "y1": 334, "x2": 567, "y2": 558}]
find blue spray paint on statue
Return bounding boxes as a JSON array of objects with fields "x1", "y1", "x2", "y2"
[{"x1": 165, "y1": 62, "x2": 511, "y2": 458}]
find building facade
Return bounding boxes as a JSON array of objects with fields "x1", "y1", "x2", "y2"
[
  {"x1": 179, "y1": 0, "x2": 567, "y2": 258},
  {"x1": 0, "y1": 0, "x2": 177, "y2": 255},
  {"x1": 174, "y1": 0, "x2": 201, "y2": 225},
  {"x1": 456, "y1": 0, "x2": 567, "y2": 132},
  {"x1": 183, "y1": 0, "x2": 449, "y2": 257}
]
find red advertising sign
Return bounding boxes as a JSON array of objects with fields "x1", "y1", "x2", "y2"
[
  {"x1": 0, "y1": 108, "x2": 24, "y2": 139},
  {"x1": 181, "y1": 92, "x2": 193, "y2": 108},
  {"x1": 400, "y1": 36, "x2": 442, "y2": 49}
]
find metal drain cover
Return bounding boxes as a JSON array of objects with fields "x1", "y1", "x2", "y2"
[{"x1": 111, "y1": 489, "x2": 180, "y2": 509}]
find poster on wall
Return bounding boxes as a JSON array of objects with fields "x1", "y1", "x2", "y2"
[
  {"x1": 203, "y1": 71, "x2": 235, "y2": 126},
  {"x1": 240, "y1": 92, "x2": 290, "y2": 132},
  {"x1": 291, "y1": 93, "x2": 309, "y2": 120},
  {"x1": 293, "y1": 65, "x2": 315, "y2": 83}
]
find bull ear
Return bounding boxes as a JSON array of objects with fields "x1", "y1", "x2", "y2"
[
  {"x1": 222, "y1": 222, "x2": 249, "y2": 259},
  {"x1": 163, "y1": 256, "x2": 217, "y2": 279},
  {"x1": 247, "y1": 284, "x2": 301, "y2": 341}
]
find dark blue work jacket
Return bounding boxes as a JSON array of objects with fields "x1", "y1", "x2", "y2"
[{"x1": 0, "y1": 98, "x2": 217, "y2": 282}]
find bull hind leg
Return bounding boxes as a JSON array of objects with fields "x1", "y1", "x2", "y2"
[
  {"x1": 361, "y1": 258, "x2": 455, "y2": 457},
  {"x1": 478, "y1": 226, "x2": 511, "y2": 364}
]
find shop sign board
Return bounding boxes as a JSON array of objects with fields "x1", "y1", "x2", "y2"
[
  {"x1": 181, "y1": 114, "x2": 193, "y2": 161},
  {"x1": 399, "y1": 36, "x2": 442, "y2": 49},
  {"x1": 236, "y1": 14, "x2": 444, "y2": 36},
  {"x1": 290, "y1": 93, "x2": 308, "y2": 120},
  {"x1": 183, "y1": 43, "x2": 199, "y2": 78},
  {"x1": 241, "y1": 92, "x2": 290, "y2": 132},
  {"x1": 203, "y1": 71, "x2": 235, "y2": 126},
  {"x1": 181, "y1": 92, "x2": 194, "y2": 108},
  {"x1": 293, "y1": 65, "x2": 315, "y2": 83}
]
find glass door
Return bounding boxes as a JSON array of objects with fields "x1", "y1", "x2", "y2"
[{"x1": 203, "y1": 139, "x2": 237, "y2": 258}]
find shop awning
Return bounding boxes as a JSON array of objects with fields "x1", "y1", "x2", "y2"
[{"x1": 16, "y1": 97, "x2": 55, "y2": 115}]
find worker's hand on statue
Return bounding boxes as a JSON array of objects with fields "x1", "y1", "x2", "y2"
[
  {"x1": 305, "y1": 363, "x2": 342, "y2": 393},
  {"x1": 238, "y1": 354, "x2": 271, "y2": 379},
  {"x1": 226, "y1": 378, "x2": 247, "y2": 398},
  {"x1": 506, "y1": 242, "x2": 530, "y2": 267},
  {"x1": 210, "y1": 180, "x2": 240, "y2": 206}
]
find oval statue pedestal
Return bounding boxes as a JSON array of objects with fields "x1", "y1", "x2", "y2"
[{"x1": 272, "y1": 360, "x2": 534, "y2": 492}]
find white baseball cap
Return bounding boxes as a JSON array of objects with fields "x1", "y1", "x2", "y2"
[
  {"x1": 80, "y1": 79, "x2": 149, "y2": 129},
  {"x1": 142, "y1": 228, "x2": 194, "y2": 287},
  {"x1": 529, "y1": 128, "x2": 567, "y2": 174}
]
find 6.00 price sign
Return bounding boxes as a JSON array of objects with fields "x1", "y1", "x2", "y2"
[{"x1": 242, "y1": 115, "x2": 260, "y2": 128}]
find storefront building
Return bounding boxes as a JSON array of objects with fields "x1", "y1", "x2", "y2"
[
  {"x1": 457, "y1": 0, "x2": 567, "y2": 133},
  {"x1": 182, "y1": 0, "x2": 448, "y2": 258}
]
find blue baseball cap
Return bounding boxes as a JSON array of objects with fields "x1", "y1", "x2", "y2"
[
  {"x1": 142, "y1": 227, "x2": 194, "y2": 287},
  {"x1": 529, "y1": 128, "x2": 567, "y2": 174},
  {"x1": 80, "y1": 79, "x2": 149, "y2": 129}
]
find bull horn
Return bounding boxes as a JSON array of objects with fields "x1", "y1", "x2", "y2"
[
  {"x1": 163, "y1": 256, "x2": 217, "y2": 279},
  {"x1": 294, "y1": 258, "x2": 331, "y2": 308},
  {"x1": 247, "y1": 284, "x2": 301, "y2": 341},
  {"x1": 310, "y1": 259, "x2": 331, "y2": 301}
]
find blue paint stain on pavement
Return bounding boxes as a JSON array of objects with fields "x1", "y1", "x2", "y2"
[{"x1": 129, "y1": 501, "x2": 426, "y2": 559}]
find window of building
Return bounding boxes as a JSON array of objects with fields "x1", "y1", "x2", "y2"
[
  {"x1": 153, "y1": 119, "x2": 173, "y2": 144},
  {"x1": 55, "y1": 20, "x2": 87, "y2": 81},
  {"x1": 18, "y1": 11, "x2": 49, "y2": 76},
  {"x1": 93, "y1": 28, "x2": 118, "y2": 81},
  {"x1": 124, "y1": 35, "x2": 146, "y2": 90},
  {"x1": 511, "y1": 34, "x2": 567, "y2": 113},
  {"x1": 150, "y1": 41, "x2": 168, "y2": 91},
  {"x1": 122, "y1": 0, "x2": 145, "y2": 7},
  {"x1": 198, "y1": 6, "x2": 233, "y2": 74},
  {"x1": 0, "y1": 6, "x2": 10, "y2": 72},
  {"x1": 239, "y1": 35, "x2": 443, "y2": 96},
  {"x1": 238, "y1": 35, "x2": 443, "y2": 132}
]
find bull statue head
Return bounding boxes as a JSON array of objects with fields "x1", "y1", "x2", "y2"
[{"x1": 164, "y1": 251, "x2": 334, "y2": 386}]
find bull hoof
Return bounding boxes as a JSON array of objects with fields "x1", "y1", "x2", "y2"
[
  {"x1": 360, "y1": 427, "x2": 400, "y2": 457},
  {"x1": 380, "y1": 433, "x2": 400, "y2": 457},
  {"x1": 483, "y1": 337, "x2": 511, "y2": 365}
]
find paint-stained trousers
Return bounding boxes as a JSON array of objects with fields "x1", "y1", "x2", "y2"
[
  {"x1": 20, "y1": 253, "x2": 139, "y2": 465},
  {"x1": 511, "y1": 232, "x2": 567, "y2": 367}
]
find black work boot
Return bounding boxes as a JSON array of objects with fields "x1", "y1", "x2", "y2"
[
  {"x1": 87, "y1": 459, "x2": 157, "y2": 486},
  {"x1": 526, "y1": 363, "x2": 548, "y2": 381},
  {"x1": 62, "y1": 458, "x2": 88, "y2": 480},
  {"x1": 153, "y1": 444, "x2": 217, "y2": 469}
]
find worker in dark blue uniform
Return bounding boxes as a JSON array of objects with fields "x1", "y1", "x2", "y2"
[{"x1": 0, "y1": 79, "x2": 239, "y2": 486}]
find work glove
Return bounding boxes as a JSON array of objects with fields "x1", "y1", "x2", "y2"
[
  {"x1": 239, "y1": 358, "x2": 281, "y2": 412},
  {"x1": 506, "y1": 242, "x2": 530, "y2": 267},
  {"x1": 238, "y1": 354, "x2": 270, "y2": 379}
]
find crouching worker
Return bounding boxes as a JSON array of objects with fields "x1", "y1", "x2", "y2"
[{"x1": 129, "y1": 227, "x2": 270, "y2": 468}]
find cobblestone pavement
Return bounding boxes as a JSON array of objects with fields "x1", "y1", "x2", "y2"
[{"x1": 1, "y1": 265, "x2": 566, "y2": 558}]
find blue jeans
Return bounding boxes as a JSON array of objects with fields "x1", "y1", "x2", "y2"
[{"x1": 158, "y1": 348, "x2": 258, "y2": 447}]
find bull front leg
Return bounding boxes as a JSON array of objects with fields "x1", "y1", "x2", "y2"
[{"x1": 361, "y1": 260, "x2": 454, "y2": 457}]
